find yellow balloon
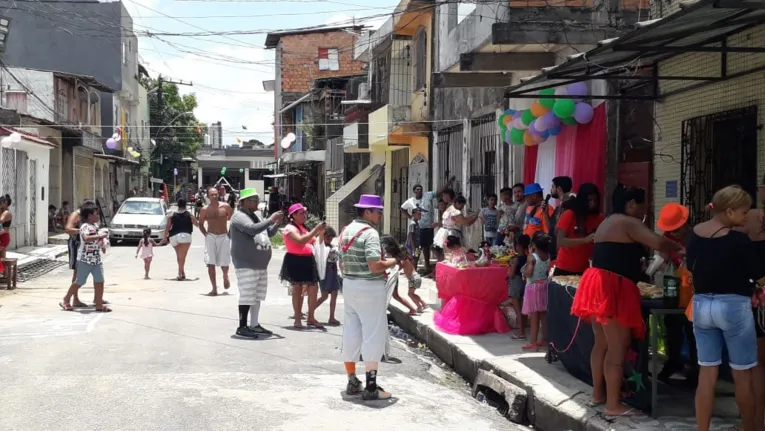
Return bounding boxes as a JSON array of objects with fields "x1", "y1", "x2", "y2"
[{"x1": 127, "y1": 146, "x2": 134, "y2": 152}]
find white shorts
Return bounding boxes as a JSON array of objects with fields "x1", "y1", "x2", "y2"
[
  {"x1": 340, "y1": 278, "x2": 389, "y2": 363},
  {"x1": 205, "y1": 233, "x2": 231, "y2": 267},
  {"x1": 169, "y1": 232, "x2": 192, "y2": 247}
]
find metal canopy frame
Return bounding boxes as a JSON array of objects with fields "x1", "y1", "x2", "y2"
[{"x1": 503, "y1": 0, "x2": 765, "y2": 100}]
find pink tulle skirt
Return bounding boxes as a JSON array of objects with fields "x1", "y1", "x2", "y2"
[
  {"x1": 434, "y1": 294, "x2": 510, "y2": 335},
  {"x1": 522, "y1": 279, "x2": 549, "y2": 315}
]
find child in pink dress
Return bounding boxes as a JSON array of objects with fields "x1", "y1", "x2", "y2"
[
  {"x1": 521, "y1": 232, "x2": 551, "y2": 351},
  {"x1": 135, "y1": 228, "x2": 159, "y2": 279}
]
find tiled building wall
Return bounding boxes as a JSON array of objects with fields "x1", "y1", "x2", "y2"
[
  {"x1": 652, "y1": 24, "x2": 765, "y2": 228},
  {"x1": 278, "y1": 31, "x2": 366, "y2": 94}
]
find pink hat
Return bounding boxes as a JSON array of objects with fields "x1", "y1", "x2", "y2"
[{"x1": 288, "y1": 203, "x2": 307, "y2": 216}]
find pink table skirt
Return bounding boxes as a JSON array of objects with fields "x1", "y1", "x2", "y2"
[{"x1": 433, "y1": 262, "x2": 510, "y2": 335}]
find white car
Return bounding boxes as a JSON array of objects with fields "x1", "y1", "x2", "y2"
[{"x1": 109, "y1": 197, "x2": 169, "y2": 242}]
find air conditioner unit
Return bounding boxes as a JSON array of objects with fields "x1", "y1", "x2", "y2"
[{"x1": 358, "y1": 83, "x2": 369, "y2": 100}]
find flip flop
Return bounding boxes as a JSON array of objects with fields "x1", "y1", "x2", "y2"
[
  {"x1": 510, "y1": 332, "x2": 526, "y2": 340},
  {"x1": 604, "y1": 407, "x2": 643, "y2": 419},
  {"x1": 206, "y1": 292, "x2": 218, "y2": 297},
  {"x1": 587, "y1": 400, "x2": 605, "y2": 408},
  {"x1": 327, "y1": 320, "x2": 341, "y2": 326},
  {"x1": 94, "y1": 306, "x2": 112, "y2": 313},
  {"x1": 59, "y1": 302, "x2": 73, "y2": 311}
]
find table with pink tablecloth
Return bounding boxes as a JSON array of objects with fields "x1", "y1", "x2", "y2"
[{"x1": 433, "y1": 262, "x2": 510, "y2": 335}]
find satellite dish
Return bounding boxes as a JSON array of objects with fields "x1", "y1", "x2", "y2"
[{"x1": 280, "y1": 132, "x2": 296, "y2": 149}]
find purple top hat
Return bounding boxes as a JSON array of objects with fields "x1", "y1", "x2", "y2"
[{"x1": 354, "y1": 194, "x2": 384, "y2": 209}]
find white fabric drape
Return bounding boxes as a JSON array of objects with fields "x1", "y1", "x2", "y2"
[{"x1": 534, "y1": 138, "x2": 557, "y2": 198}]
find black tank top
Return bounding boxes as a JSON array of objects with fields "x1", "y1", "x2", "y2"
[
  {"x1": 1, "y1": 210, "x2": 10, "y2": 227},
  {"x1": 591, "y1": 242, "x2": 648, "y2": 284},
  {"x1": 169, "y1": 211, "x2": 193, "y2": 236}
]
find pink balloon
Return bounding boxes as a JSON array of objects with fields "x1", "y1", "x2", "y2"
[
  {"x1": 512, "y1": 117, "x2": 527, "y2": 130},
  {"x1": 573, "y1": 103, "x2": 594, "y2": 124},
  {"x1": 106, "y1": 138, "x2": 118, "y2": 149}
]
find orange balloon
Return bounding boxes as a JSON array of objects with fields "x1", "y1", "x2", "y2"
[
  {"x1": 523, "y1": 130, "x2": 535, "y2": 146},
  {"x1": 533, "y1": 133, "x2": 545, "y2": 143},
  {"x1": 531, "y1": 102, "x2": 549, "y2": 117},
  {"x1": 502, "y1": 115, "x2": 513, "y2": 126}
]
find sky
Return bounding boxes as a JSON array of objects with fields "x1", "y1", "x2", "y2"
[{"x1": 123, "y1": 0, "x2": 398, "y2": 147}]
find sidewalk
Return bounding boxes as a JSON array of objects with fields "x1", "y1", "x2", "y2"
[
  {"x1": 388, "y1": 276, "x2": 741, "y2": 431},
  {"x1": 6, "y1": 243, "x2": 68, "y2": 267}
]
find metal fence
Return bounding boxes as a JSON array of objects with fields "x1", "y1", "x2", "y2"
[
  {"x1": 467, "y1": 113, "x2": 507, "y2": 210},
  {"x1": 390, "y1": 147, "x2": 410, "y2": 244},
  {"x1": 435, "y1": 124, "x2": 464, "y2": 194}
]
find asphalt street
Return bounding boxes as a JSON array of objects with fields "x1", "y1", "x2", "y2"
[{"x1": 0, "y1": 230, "x2": 527, "y2": 431}]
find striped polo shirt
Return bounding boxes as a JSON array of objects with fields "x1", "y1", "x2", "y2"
[{"x1": 339, "y1": 219, "x2": 383, "y2": 281}]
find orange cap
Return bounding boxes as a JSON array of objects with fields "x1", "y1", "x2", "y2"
[{"x1": 657, "y1": 203, "x2": 689, "y2": 232}]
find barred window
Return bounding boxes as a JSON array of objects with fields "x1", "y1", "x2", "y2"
[{"x1": 413, "y1": 26, "x2": 427, "y2": 91}]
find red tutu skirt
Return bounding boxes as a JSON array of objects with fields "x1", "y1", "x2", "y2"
[
  {"x1": 571, "y1": 267, "x2": 645, "y2": 339},
  {"x1": 0, "y1": 231, "x2": 9, "y2": 248}
]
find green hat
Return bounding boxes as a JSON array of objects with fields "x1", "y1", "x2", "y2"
[{"x1": 238, "y1": 188, "x2": 259, "y2": 201}]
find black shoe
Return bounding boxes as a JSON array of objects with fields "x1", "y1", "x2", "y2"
[
  {"x1": 346, "y1": 375, "x2": 362, "y2": 395},
  {"x1": 249, "y1": 325, "x2": 273, "y2": 336},
  {"x1": 362, "y1": 386, "x2": 391, "y2": 400},
  {"x1": 236, "y1": 326, "x2": 259, "y2": 338}
]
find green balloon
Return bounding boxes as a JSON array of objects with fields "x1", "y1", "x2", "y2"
[
  {"x1": 521, "y1": 110, "x2": 536, "y2": 126},
  {"x1": 539, "y1": 89, "x2": 556, "y2": 109},
  {"x1": 553, "y1": 99, "x2": 576, "y2": 119},
  {"x1": 497, "y1": 114, "x2": 507, "y2": 128},
  {"x1": 510, "y1": 128, "x2": 525, "y2": 145},
  {"x1": 562, "y1": 116, "x2": 578, "y2": 126}
]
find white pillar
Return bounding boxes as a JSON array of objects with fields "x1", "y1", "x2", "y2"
[{"x1": 197, "y1": 167, "x2": 203, "y2": 189}]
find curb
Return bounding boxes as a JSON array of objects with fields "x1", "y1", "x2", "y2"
[{"x1": 387, "y1": 306, "x2": 633, "y2": 431}]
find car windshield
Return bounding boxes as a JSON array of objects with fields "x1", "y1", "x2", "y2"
[{"x1": 119, "y1": 201, "x2": 163, "y2": 215}]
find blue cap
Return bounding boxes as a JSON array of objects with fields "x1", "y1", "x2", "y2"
[{"x1": 524, "y1": 183, "x2": 543, "y2": 195}]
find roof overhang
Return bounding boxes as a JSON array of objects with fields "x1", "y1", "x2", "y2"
[
  {"x1": 503, "y1": 0, "x2": 765, "y2": 100},
  {"x1": 0, "y1": 127, "x2": 57, "y2": 148},
  {"x1": 278, "y1": 92, "x2": 312, "y2": 114},
  {"x1": 94, "y1": 153, "x2": 140, "y2": 165},
  {"x1": 280, "y1": 150, "x2": 325, "y2": 164}
]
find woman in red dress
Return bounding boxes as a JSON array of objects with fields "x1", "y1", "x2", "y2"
[{"x1": 571, "y1": 185, "x2": 682, "y2": 417}]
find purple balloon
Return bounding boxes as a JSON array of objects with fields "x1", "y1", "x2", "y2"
[
  {"x1": 548, "y1": 126, "x2": 562, "y2": 136},
  {"x1": 573, "y1": 103, "x2": 594, "y2": 124},
  {"x1": 567, "y1": 82, "x2": 588, "y2": 101},
  {"x1": 534, "y1": 116, "x2": 548, "y2": 132},
  {"x1": 528, "y1": 120, "x2": 540, "y2": 136},
  {"x1": 106, "y1": 138, "x2": 118, "y2": 149},
  {"x1": 512, "y1": 117, "x2": 527, "y2": 130},
  {"x1": 538, "y1": 129, "x2": 550, "y2": 141},
  {"x1": 543, "y1": 111, "x2": 561, "y2": 129},
  {"x1": 505, "y1": 129, "x2": 512, "y2": 144}
]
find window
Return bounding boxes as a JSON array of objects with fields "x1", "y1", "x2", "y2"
[
  {"x1": 318, "y1": 47, "x2": 339, "y2": 71},
  {"x1": 457, "y1": 1, "x2": 476, "y2": 25},
  {"x1": 413, "y1": 27, "x2": 427, "y2": 91},
  {"x1": 5, "y1": 92, "x2": 27, "y2": 114}
]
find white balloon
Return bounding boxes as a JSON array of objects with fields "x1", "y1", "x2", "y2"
[
  {"x1": 286, "y1": 132, "x2": 296, "y2": 142},
  {"x1": 115, "y1": 135, "x2": 121, "y2": 142},
  {"x1": 10, "y1": 132, "x2": 21, "y2": 143},
  {"x1": 512, "y1": 118, "x2": 527, "y2": 130},
  {"x1": 1, "y1": 137, "x2": 12, "y2": 148},
  {"x1": 112, "y1": 133, "x2": 119, "y2": 140},
  {"x1": 151, "y1": 139, "x2": 157, "y2": 146}
]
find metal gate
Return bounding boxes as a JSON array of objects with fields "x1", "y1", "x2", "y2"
[
  {"x1": 468, "y1": 113, "x2": 506, "y2": 210},
  {"x1": 14, "y1": 151, "x2": 29, "y2": 248},
  {"x1": 435, "y1": 124, "x2": 464, "y2": 193},
  {"x1": 680, "y1": 105, "x2": 758, "y2": 226},
  {"x1": 390, "y1": 147, "x2": 409, "y2": 244},
  {"x1": 28, "y1": 159, "x2": 37, "y2": 246},
  {"x1": 74, "y1": 154, "x2": 94, "y2": 206}
]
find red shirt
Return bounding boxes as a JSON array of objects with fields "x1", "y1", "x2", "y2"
[{"x1": 555, "y1": 209, "x2": 605, "y2": 273}]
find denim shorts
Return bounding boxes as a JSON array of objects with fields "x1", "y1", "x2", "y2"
[
  {"x1": 693, "y1": 294, "x2": 757, "y2": 370},
  {"x1": 75, "y1": 262, "x2": 105, "y2": 285}
]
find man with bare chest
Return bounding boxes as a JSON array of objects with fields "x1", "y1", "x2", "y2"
[{"x1": 199, "y1": 187, "x2": 233, "y2": 295}]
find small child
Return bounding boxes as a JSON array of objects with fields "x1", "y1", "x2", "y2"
[
  {"x1": 406, "y1": 208, "x2": 423, "y2": 267},
  {"x1": 480, "y1": 193, "x2": 500, "y2": 243},
  {"x1": 316, "y1": 227, "x2": 342, "y2": 325},
  {"x1": 505, "y1": 234, "x2": 530, "y2": 340},
  {"x1": 445, "y1": 235, "x2": 468, "y2": 265},
  {"x1": 521, "y1": 232, "x2": 552, "y2": 351},
  {"x1": 135, "y1": 227, "x2": 158, "y2": 279},
  {"x1": 400, "y1": 248, "x2": 428, "y2": 313}
]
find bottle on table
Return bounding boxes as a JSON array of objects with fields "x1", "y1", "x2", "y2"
[{"x1": 663, "y1": 259, "x2": 680, "y2": 308}]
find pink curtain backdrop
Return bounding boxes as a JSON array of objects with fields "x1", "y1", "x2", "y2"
[
  {"x1": 554, "y1": 103, "x2": 607, "y2": 192},
  {"x1": 523, "y1": 145, "x2": 539, "y2": 185}
]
